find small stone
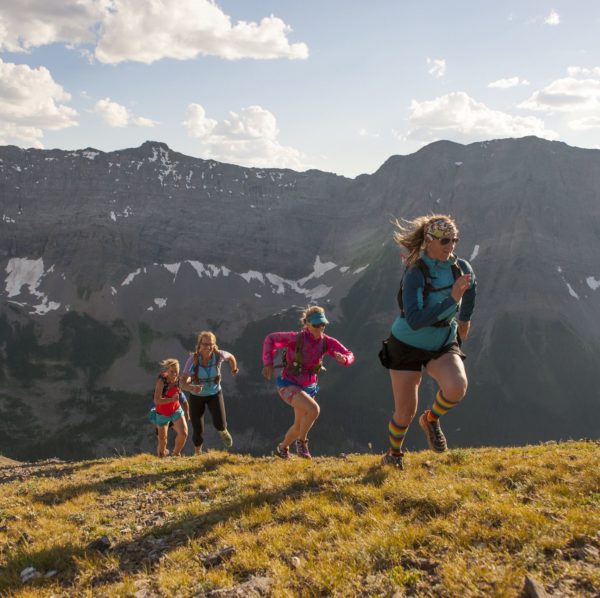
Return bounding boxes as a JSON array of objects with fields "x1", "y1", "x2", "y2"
[
  {"x1": 199, "y1": 545, "x2": 235, "y2": 568},
  {"x1": 290, "y1": 556, "x2": 301, "y2": 569},
  {"x1": 521, "y1": 575, "x2": 549, "y2": 598},
  {"x1": 45, "y1": 570, "x2": 57, "y2": 578},
  {"x1": 20, "y1": 566, "x2": 41, "y2": 583},
  {"x1": 353, "y1": 502, "x2": 367, "y2": 515},
  {"x1": 87, "y1": 535, "x2": 112, "y2": 553}
]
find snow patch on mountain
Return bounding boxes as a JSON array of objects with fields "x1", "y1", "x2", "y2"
[
  {"x1": 297, "y1": 256, "x2": 337, "y2": 285},
  {"x1": 121, "y1": 268, "x2": 143, "y2": 286},
  {"x1": 4, "y1": 257, "x2": 61, "y2": 314},
  {"x1": 5, "y1": 257, "x2": 46, "y2": 298},
  {"x1": 557, "y1": 266, "x2": 580, "y2": 299},
  {"x1": 240, "y1": 271, "x2": 265, "y2": 284},
  {"x1": 586, "y1": 276, "x2": 600, "y2": 290},
  {"x1": 163, "y1": 263, "x2": 181, "y2": 278}
]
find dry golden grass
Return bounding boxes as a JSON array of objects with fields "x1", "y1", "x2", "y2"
[{"x1": 0, "y1": 441, "x2": 598, "y2": 597}]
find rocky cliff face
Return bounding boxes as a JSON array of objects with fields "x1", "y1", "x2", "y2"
[{"x1": 1, "y1": 137, "x2": 599, "y2": 460}]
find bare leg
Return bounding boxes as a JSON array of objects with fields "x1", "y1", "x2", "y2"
[
  {"x1": 157, "y1": 425, "x2": 169, "y2": 456},
  {"x1": 389, "y1": 370, "x2": 422, "y2": 426},
  {"x1": 280, "y1": 391, "x2": 320, "y2": 447},
  {"x1": 425, "y1": 353, "x2": 468, "y2": 402},
  {"x1": 171, "y1": 417, "x2": 189, "y2": 456}
]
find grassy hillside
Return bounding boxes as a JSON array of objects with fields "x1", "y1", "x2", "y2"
[{"x1": 0, "y1": 441, "x2": 598, "y2": 597}]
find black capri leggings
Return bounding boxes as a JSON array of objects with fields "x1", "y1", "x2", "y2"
[{"x1": 188, "y1": 391, "x2": 227, "y2": 448}]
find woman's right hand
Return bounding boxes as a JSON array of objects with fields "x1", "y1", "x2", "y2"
[
  {"x1": 451, "y1": 274, "x2": 471, "y2": 302},
  {"x1": 262, "y1": 365, "x2": 274, "y2": 381}
]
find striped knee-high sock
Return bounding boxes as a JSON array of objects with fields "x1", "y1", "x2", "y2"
[
  {"x1": 388, "y1": 418, "x2": 409, "y2": 455},
  {"x1": 427, "y1": 390, "x2": 461, "y2": 422}
]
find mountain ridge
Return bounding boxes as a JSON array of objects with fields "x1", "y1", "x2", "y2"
[{"x1": 1, "y1": 136, "x2": 599, "y2": 460}]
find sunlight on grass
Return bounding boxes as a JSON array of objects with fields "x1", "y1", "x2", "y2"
[{"x1": 0, "y1": 441, "x2": 598, "y2": 597}]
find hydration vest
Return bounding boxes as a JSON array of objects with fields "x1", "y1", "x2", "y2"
[
  {"x1": 282, "y1": 332, "x2": 328, "y2": 375},
  {"x1": 191, "y1": 352, "x2": 224, "y2": 385},
  {"x1": 397, "y1": 258, "x2": 463, "y2": 328}
]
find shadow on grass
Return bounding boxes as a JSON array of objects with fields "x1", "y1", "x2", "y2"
[
  {"x1": 360, "y1": 464, "x2": 388, "y2": 487},
  {"x1": 0, "y1": 542, "x2": 85, "y2": 594},
  {"x1": 33, "y1": 455, "x2": 232, "y2": 505},
  {"x1": 1, "y1": 462, "x2": 332, "y2": 593},
  {"x1": 0, "y1": 460, "x2": 105, "y2": 484}
]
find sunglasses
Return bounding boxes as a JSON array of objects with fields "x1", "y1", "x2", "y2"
[
  {"x1": 438, "y1": 237, "x2": 459, "y2": 245},
  {"x1": 310, "y1": 323, "x2": 326, "y2": 328}
]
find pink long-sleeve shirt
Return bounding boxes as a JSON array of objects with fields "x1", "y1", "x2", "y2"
[{"x1": 262, "y1": 328, "x2": 354, "y2": 387}]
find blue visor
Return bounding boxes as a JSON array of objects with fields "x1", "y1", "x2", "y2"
[{"x1": 307, "y1": 311, "x2": 329, "y2": 325}]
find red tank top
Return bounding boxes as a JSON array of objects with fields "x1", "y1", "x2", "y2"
[{"x1": 156, "y1": 374, "x2": 180, "y2": 416}]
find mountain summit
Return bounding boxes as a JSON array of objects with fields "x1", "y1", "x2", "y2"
[{"x1": 1, "y1": 137, "x2": 599, "y2": 460}]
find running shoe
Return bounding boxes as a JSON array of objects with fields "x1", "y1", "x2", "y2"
[
  {"x1": 381, "y1": 450, "x2": 404, "y2": 469},
  {"x1": 295, "y1": 439, "x2": 312, "y2": 459},
  {"x1": 218, "y1": 429, "x2": 233, "y2": 448},
  {"x1": 419, "y1": 411, "x2": 448, "y2": 452},
  {"x1": 275, "y1": 444, "x2": 290, "y2": 459},
  {"x1": 194, "y1": 446, "x2": 203, "y2": 456}
]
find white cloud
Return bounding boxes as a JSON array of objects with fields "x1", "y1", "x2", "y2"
[
  {"x1": 402, "y1": 91, "x2": 557, "y2": 142},
  {"x1": 519, "y1": 68, "x2": 600, "y2": 131},
  {"x1": 488, "y1": 77, "x2": 530, "y2": 89},
  {"x1": 358, "y1": 128, "x2": 380, "y2": 138},
  {"x1": 567, "y1": 66, "x2": 600, "y2": 78},
  {"x1": 519, "y1": 77, "x2": 600, "y2": 112},
  {"x1": 569, "y1": 116, "x2": 600, "y2": 130},
  {"x1": 0, "y1": 59, "x2": 78, "y2": 148},
  {"x1": 544, "y1": 9, "x2": 560, "y2": 25},
  {"x1": 0, "y1": 0, "x2": 308, "y2": 64},
  {"x1": 184, "y1": 103, "x2": 308, "y2": 170},
  {"x1": 427, "y1": 57, "x2": 446, "y2": 78},
  {"x1": 0, "y1": 1, "x2": 106, "y2": 52},
  {"x1": 93, "y1": 98, "x2": 157, "y2": 127}
]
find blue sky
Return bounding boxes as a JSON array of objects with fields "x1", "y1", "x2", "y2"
[{"x1": 1, "y1": 1, "x2": 599, "y2": 177}]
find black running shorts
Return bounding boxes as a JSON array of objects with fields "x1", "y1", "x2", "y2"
[{"x1": 380, "y1": 334, "x2": 465, "y2": 372}]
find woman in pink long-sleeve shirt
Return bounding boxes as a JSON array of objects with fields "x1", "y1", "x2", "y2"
[{"x1": 262, "y1": 305, "x2": 354, "y2": 459}]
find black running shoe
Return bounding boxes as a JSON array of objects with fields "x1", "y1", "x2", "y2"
[
  {"x1": 419, "y1": 411, "x2": 448, "y2": 452},
  {"x1": 381, "y1": 450, "x2": 404, "y2": 469}
]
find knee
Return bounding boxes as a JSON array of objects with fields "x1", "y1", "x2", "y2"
[
  {"x1": 308, "y1": 402, "x2": 320, "y2": 419},
  {"x1": 443, "y1": 378, "x2": 468, "y2": 403},
  {"x1": 394, "y1": 406, "x2": 417, "y2": 426}
]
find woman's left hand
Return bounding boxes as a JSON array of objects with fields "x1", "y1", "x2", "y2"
[
  {"x1": 457, "y1": 320, "x2": 470, "y2": 340},
  {"x1": 334, "y1": 351, "x2": 347, "y2": 364},
  {"x1": 231, "y1": 367, "x2": 239, "y2": 376}
]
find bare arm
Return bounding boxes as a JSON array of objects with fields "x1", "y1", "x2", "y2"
[
  {"x1": 457, "y1": 320, "x2": 471, "y2": 340},
  {"x1": 227, "y1": 355, "x2": 239, "y2": 376},
  {"x1": 180, "y1": 375, "x2": 203, "y2": 394},
  {"x1": 153, "y1": 378, "x2": 178, "y2": 405}
]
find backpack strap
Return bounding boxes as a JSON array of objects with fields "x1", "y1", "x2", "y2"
[
  {"x1": 286, "y1": 331, "x2": 328, "y2": 375},
  {"x1": 194, "y1": 352, "x2": 223, "y2": 384},
  {"x1": 158, "y1": 373, "x2": 179, "y2": 397},
  {"x1": 191, "y1": 355, "x2": 200, "y2": 384},
  {"x1": 398, "y1": 259, "x2": 431, "y2": 316},
  {"x1": 398, "y1": 258, "x2": 463, "y2": 323}
]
